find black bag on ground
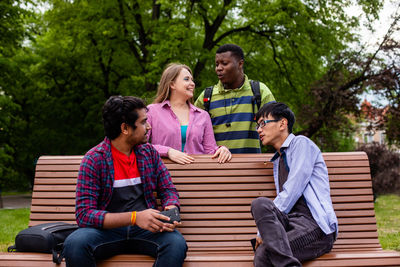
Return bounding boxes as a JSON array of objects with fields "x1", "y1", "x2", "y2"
[{"x1": 7, "y1": 222, "x2": 78, "y2": 264}]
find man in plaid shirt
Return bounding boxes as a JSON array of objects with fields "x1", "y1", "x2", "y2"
[{"x1": 63, "y1": 96, "x2": 187, "y2": 267}]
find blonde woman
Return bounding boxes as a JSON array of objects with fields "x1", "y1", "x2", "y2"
[{"x1": 147, "y1": 63, "x2": 232, "y2": 164}]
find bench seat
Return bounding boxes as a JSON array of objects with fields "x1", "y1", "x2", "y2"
[
  {"x1": 1, "y1": 250, "x2": 400, "y2": 267},
  {"x1": 0, "y1": 152, "x2": 399, "y2": 266}
]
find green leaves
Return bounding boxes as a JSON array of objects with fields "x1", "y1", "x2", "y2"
[{"x1": 2, "y1": 0, "x2": 396, "y2": 191}]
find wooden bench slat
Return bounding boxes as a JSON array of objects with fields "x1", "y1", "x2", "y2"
[
  {"x1": 334, "y1": 238, "x2": 381, "y2": 245},
  {"x1": 178, "y1": 210, "x2": 376, "y2": 220},
  {"x1": 38, "y1": 159, "x2": 83, "y2": 164},
  {"x1": 169, "y1": 167, "x2": 372, "y2": 176},
  {"x1": 178, "y1": 203, "x2": 374, "y2": 212},
  {"x1": 35, "y1": 172, "x2": 78, "y2": 178},
  {"x1": 331, "y1": 195, "x2": 373, "y2": 202},
  {"x1": 338, "y1": 217, "x2": 377, "y2": 224},
  {"x1": 35, "y1": 165, "x2": 80, "y2": 171},
  {"x1": 32, "y1": 192, "x2": 75, "y2": 198},
  {"x1": 178, "y1": 220, "x2": 377, "y2": 230},
  {"x1": 332, "y1": 202, "x2": 374, "y2": 210},
  {"x1": 185, "y1": 243, "x2": 383, "y2": 251},
  {"x1": 33, "y1": 174, "x2": 373, "y2": 183},
  {"x1": 303, "y1": 257, "x2": 400, "y2": 267},
  {"x1": 182, "y1": 232, "x2": 381, "y2": 242},
  {"x1": 32, "y1": 178, "x2": 374, "y2": 189},
  {"x1": 178, "y1": 225, "x2": 378, "y2": 234},
  {"x1": 29, "y1": 196, "x2": 376, "y2": 206},
  {"x1": 30, "y1": 206, "x2": 75, "y2": 213},
  {"x1": 30, "y1": 182, "x2": 374, "y2": 195},
  {"x1": 172, "y1": 174, "x2": 373, "y2": 183},
  {"x1": 34, "y1": 165, "x2": 372, "y2": 175},
  {"x1": 332, "y1": 244, "x2": 382, "y2": 249},
  {"x1": 165, "y1": 160, "x2": 370, "y2": 170},
  {"x1": 34, "y1": 178, "x2": 78, "y2": 184},
  {"x1": 30, "y1": 214, "x2": 75, "y2": 220},
  {"x1": 31, "y1": 198, "x2": 75, "y2": 205},
  {"x1": 33, "y1": 185, "x2": 77, "y2": 192},
  {"x1": 35, "y1": 152, "x2": 368, "y2": 162}
]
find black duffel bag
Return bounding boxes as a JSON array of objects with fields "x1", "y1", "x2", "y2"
[{"x1": 8, "y1": 222, "x2": 79, "y2": 264}]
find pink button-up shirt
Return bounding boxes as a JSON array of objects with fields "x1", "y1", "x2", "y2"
[{"x1": 147, "y1": 101, "x2": 219, "y2": 157}]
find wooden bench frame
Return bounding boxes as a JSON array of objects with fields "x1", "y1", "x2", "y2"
[{"x1": 0, "y1": 152, "x2": 399, "y2": 266}]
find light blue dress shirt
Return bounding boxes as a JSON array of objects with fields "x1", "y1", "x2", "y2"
[{"x1": 271, "y1": 133, "x2": 338, "y2": 236}]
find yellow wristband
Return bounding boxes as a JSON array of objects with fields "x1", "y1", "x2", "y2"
[{"x1": 131, "y1": 211, "x2": 137, "y2": 225}]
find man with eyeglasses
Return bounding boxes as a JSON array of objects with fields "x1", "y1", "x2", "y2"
[{"x1": 251, "y1": 102, "x2": 338, "y2": 266}]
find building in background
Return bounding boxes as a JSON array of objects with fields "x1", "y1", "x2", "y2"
[{"x1": 354, "y1": 99, "x2": 388, "y2": 147}]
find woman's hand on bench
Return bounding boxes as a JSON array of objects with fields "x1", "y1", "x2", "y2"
[
  {"x1": 167, "y1": 148, "x2": 195, "y2": 165},
  {"x1": 212, "y1": 146, "x2": 232, "y2": 163}
]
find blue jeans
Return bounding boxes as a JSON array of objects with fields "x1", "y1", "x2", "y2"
[{"x1": 63, "y1": 225, "x2": 187, "y2": 267}]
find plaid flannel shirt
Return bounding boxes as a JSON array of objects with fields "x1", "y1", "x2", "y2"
[{"x1": 75, "y1": 137, "x2": 180, "y2": 228}]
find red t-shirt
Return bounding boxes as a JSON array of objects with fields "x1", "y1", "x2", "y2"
[{"x1": 106, "y1": 144, "x2": 147, "y2": 212}]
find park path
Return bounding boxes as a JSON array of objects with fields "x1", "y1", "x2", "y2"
[{"x1": 0, "y1": 194, "x2": 31, "y2": 209}]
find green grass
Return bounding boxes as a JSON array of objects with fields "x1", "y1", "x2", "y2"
[
  {"x1": 375, "y1": 194, "x2": 400, "y2": 251},
  {"x1": 0, "y1": 208, "x2": 30, "y2": 252},
  {"x1": 0, "y1": 195, "x2": 399, "y2": 252}
]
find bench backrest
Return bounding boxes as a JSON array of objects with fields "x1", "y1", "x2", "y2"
[{"x1": 30, "y1": 152, "x2": 380, "y2": 252}]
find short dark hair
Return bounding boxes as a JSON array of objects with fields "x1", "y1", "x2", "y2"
[
  {"x1": 102, "y1": 96, "x2": 147, "y2": 140},
  {"x1": 255, "y1": 102, "x2": 295, "y2": 134},
  {"x1": 216, "y1": 44, "x2": 244, "y2": 61}
]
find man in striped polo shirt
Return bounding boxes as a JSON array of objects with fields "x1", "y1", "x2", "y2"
[{"x1": 195, "y1": 44, "x2": 275, "y2": 153}]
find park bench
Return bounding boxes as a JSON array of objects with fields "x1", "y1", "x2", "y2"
[{"x1": 0, "y1": 152, "x2": 400, "y2": 266}]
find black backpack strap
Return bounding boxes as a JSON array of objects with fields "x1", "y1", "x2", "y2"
[
  {"x1": 7, "y1": 244, "x2": 17, "y2": 252},
  {"x1": 250, "y1": 80, "x2": 261, "y2": 110},
  {"x1": 203, "y1": 86, "x2": 214, "y2": 113},
  {"x1": 52, "y1": 244, "x2": 64, "y2": 264},
  {"x1": 250, "y1": 80, "x2": 261, "y2": 121}
]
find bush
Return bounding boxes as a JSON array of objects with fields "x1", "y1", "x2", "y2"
[{"x1": 357, "y1": 142, "x2": 400, "y2": 197}]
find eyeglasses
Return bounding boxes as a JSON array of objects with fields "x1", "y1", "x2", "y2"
[{"x1": 255, "y1": 119, "x2": 280, "y2": 130}]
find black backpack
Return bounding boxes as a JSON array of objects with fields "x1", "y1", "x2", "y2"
[
  {"x1": 8, "y1": 222, "x2": 78, "y2": 264},
  {"x1": 203, "y1": 80, "x2": 261, "y2": 117}
]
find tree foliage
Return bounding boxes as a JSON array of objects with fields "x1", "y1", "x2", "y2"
[
  {"x1": 2, "y1": 0, "x2": 399, "y2": 190},
  {"x1": 358, "y1": 142, "x2": 400, "y2": 196},
  {"x1": 296, "y1": 9, "x2": 400, "y2": 148},
  {"x1": 0, "y1": 0, "x2": 33, "y2": 191}
]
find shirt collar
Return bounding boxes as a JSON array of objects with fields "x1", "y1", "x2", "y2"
[
  {"x1": 270, "y1": 133, "x2": 296, "y2": 161},
  {"x1": 97, "y1": 137, "x2": 111, "y2": 154},
  {"x1": 161, "y1": 100, "x2": 171, "y2": 108},
  {"x1": 161, "y1": 100, "x2": 201, "y2": 113},
  {"x1": 217, "y1": 74, "x2": 249, "y2": 93}
]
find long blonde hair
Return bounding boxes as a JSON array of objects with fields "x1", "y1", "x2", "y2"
[{"x1": 154, "y1": 63, "x2": 193, "y2": 103}]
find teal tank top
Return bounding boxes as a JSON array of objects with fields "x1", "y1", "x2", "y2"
[{"x1": 181, "y1": 125, "x2": 188, "y2": 152}]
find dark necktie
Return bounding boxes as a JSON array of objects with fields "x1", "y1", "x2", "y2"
[{"x1": 278, "y1": 152, "x2": 289, "y2": 192}]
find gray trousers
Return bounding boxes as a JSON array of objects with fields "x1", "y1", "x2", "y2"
[{"x1": 251, "y1": 197, "x2": 335, "y2": 267}]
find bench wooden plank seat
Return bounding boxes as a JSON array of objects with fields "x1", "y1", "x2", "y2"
[{"x1": 0, "y1": 152, "x2": 399, "y2": 266}]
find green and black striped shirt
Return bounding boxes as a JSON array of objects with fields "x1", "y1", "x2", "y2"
[{"x1": 195, "y1": 75, "x2": 275, "y2": 153}]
